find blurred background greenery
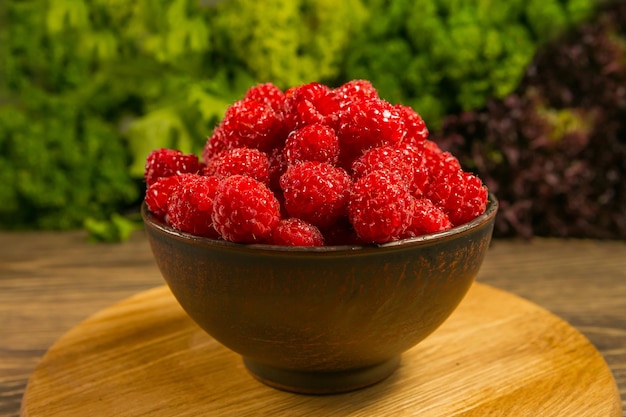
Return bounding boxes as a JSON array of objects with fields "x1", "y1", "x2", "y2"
[{"x1": 1, "y1": 0, "x2": 624, "y2": 241}]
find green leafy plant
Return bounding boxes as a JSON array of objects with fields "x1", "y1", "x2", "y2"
[
  {"x1": 0, "y1": 0, "x2": 226, "y2": 234},
  {"x1": 0, "y1": 0, "x2": 368, "y2": 238},
  {"x1": 0, "y1": 0, "x2": 603, "y2": 240},
  {"x1": 211, "y1": 0, "x2": 368, "y2": 88},
  {"x1": 341, "y1": 0, "x2": 595, "y2": 128}
]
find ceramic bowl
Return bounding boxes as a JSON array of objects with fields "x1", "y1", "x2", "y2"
[{"x1": 142, "y1": 195, "x2": 498, "y2": 394}]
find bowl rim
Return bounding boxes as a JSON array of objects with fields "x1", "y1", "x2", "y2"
[{"x1": 141, "y1": 194, "x2": 498, "y2": 254}]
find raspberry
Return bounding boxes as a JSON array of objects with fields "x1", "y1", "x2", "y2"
[
  {"x1": 351, "y1": 142, "x2": 433, "y2": 198},
  {"x1": 271, "y1": 218, "x2": 325, "y2": 246},
  {"x1": 216, "y1": 98, "x2": 286, "y2": 152},
  {"x1": 351, "y1": 143, "x2": 418, "y2": 183},
  {"x1": 167, "y1": 174, "x2": 220, "y2": 238},
  {"x1": 244, "y1": 82, "x2": 285, "y2": 113},
  {"x1": 333, "y1": 79, "x2": 379, "y2": 106},
  {"x1": 283, "y1": 123, "x2": 339, "y2": 166},
  {"x1": 426, "y1": 170, "x2": 488, "y2": 226},
  {"x1": 204, "y1": 147, "x2": 270, "y2": 185},
  {"x1": 281, "y1": 82, "x2": 339, "y2": 131},
  {"x1": 402, "y1": 198, "x2": 452, "y2": 238},
  {"x1": 145, "y1": 175, "x2": 183, "y2": 220},
  {"x1": 396, "y1": 104, "x2": 429, "y2": 144},
  {"x1": 422, "y1": 141, "x2": 462, "y2": 181},
  {"x1": 144, "y1": 148, "x2": 201, "y2": 186},
  {"x1": 212, "y1": 175, "x2": 281, "y2": 243},
  {"x1": 148, "y1": 79, "x2": 490, "y2": 245},
  {"x1": 336, "y1": 97, "x2": 405, "y2": 161},
  {"x1": 347, "y1": 170, "x2": 415, "y2": 243},
  {"x1": 202, "y1": 125, "x2": 229, "y2": 163},
  {"x1": 280, "y1": 161, "x2": 352, "y2": 228}
]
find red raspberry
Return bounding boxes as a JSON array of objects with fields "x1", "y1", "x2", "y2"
[
  {"x1": 283, "y1": 123, "x2": 340, "y2": 166},
  {"x1": 244, "y1": 82, "x2": 285, "y2": 113},
  {"x1": 204, "y1": 147, "x2": 270, "y2": 185},
  {"x1": 217, "y1": 98, "x2": 286, "y2": 152},
  {"x1": 212, "y1": 175, "x2": 281, "y2": 243},
  {"x1": 279, "y1": 161, "x2": 352, "y2": 228},
  {"x1": 333, "y1": 79, "x2": 379, "y2": 106},
  {"x1": 281, "y1": 82, "x2": 339, "y2": 131},
  {"x1": 422, "y1": 140, "x2": 462, "y2": 181},
  {"x1": 202, "y1": 125, "x2": 229, "y2": 163},
  {"x1": 144, "y1": 148, "x2": 201, "y2": 186},
  {"x1": 402, "y1": 198, "x2": 452, "y2": 238},
  {"x1": 146, "y1": 80, "x2": 492, "y2": 244},
  {"x1": 167, "y1": 174, "x2": 220, "y2": 238},
  {"x1": 347, "y1": 170, "x2": 415, "y2": 243},
  {"x1": 145, "y1": 175, "x2": 183, "y2": 220},
  {"x1": 396, "y1": 104, "x2": 429, "y2": 144},
  {"x1": 351, "y1": 142, "x2": 431, "y2": 198},
  {"x1": 351, "y1": 143, "x2": 419, "y2": 183},
  {"x1": 426, "y1": 170, "x2": 488, "y2": 226},
  {"x1": 336, "y1": 97, "x2": 405, "y2": 161},
  {"x1": 271, "y1": 218, "x2": 325, "y2": 246}
]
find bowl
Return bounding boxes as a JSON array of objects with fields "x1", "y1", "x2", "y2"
[{"x1": 141, "y1": 195, "x2": 498, "y2": 394}]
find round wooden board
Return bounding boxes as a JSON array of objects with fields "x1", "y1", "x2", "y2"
[{"x1": 21, "y1": 283, "x2": 621, "y2": 417}]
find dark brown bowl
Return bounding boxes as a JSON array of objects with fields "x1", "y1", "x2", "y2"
[{"x1": 142, "y1": 195, "x2": 498, "y2": 394}]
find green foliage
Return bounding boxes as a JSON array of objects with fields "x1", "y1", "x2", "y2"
[
  {"x1": 0, "y1": 0, "x2": 600, "y2": 239},
  {"x1": 342, "y1": 0, "x2": 596, "y2": 127},
  {"x1": 84, "y1": 212, "x2": 144, "y2": 243},
  {"x1": 0, "y1": 98, "x2": 138, "y2": 229},
  {"x1": 0, "y1": 0, "x2": 368, "y2": 237},
  {"x1": 211, "y1": 0, "x2": 369, "y2": 88},
  {"x1": 0, "y1": 0, "x2": 226, "y2": 234}
]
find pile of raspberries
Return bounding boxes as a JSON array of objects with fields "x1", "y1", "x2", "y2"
[{"x1": 144, "y1": 80, "x2": 488, "y2": 246}]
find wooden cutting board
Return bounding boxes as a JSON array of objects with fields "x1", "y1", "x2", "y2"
[{"x1": 20, "y1": 283, "x2": 622, "y2": 417}]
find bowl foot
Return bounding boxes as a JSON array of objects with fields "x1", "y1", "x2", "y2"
[{"x1": 243, "y1": 356, "x2": 401, "y2": 395}]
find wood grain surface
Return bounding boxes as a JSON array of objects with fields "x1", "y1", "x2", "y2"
[
  {"x1": 1, "y1": 231, "x2": 625, "y2": 416},
  {"x1": 19, "y1": 283, "x2": 622, "y2": 416}
]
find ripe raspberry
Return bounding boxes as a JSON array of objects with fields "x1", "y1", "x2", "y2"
[
  {"x1": 347, "y1": 170, "x2": 414, "y2": 243},
  {"x1": 422, "y1": 140, "x2": 462, "y2": 182},
  {"x1": 144, "y1": 148, "x2": 201, "y2": 186},
  {"x1": 147, "y1": 80, "x2": 491, "y2": 245},
  {"x1": 145, "y1": 175, "x2": 183, "y2": 220},
  {"x1": 351, "y1": 142, "x2": 421, "y2": 184},
  {"x1": 336, "y1": 97, "x2": 405, "y2": 160},
  {"x1": 167, "y1": 174, "x2": 220, "y2": 238},
  {"x1": 281, "y1": 82, "x2": 339, "y2": 131},
  {"x1": 217, "y1": 98, "x2": 286, "y2": 152},
  {"x1": 202, "y1": 125, "x2": 229, "y2": 163},
  {"x1": 212, "y1": 175, "x2": 281, "y2": 243},
  {"x1": 280, "y1": 161, "x2": 352, "y2": 228},
  {"x1": 244, "y1": 82, "x2": 285, "y2": 113},
  {"x1": 333, "y1": 79, "x2": 379, "y2": 106},
  {"x1": 283, "y1": 123, "x2": 340, "y2": 166},
  {"x1": 350, "y1": 142, "x2": 432, "y2": 198},
  {"x1": 271, "y1": 218, "x2": 325, "y2": 246},
  {"x1": 426, "y1": 170, "x2": 488, "y2": 226},
  {"x1": 402, "y1": 198, "x2": 452, "y2": 238},
  {"x1": 204, "y1": 147, "x2": 270, "y2": 185},
  {"x1": 396, "y1": 104, "x2": 429, "y2": 144}
]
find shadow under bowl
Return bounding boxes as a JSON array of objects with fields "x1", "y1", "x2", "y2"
[{"x1": 142, "y1": 195, "x2": 498, "y2": 394}]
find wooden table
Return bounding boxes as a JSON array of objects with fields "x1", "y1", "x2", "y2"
[{"x1": 1, "y1": 231, "x2": 624, "y2": 416}]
